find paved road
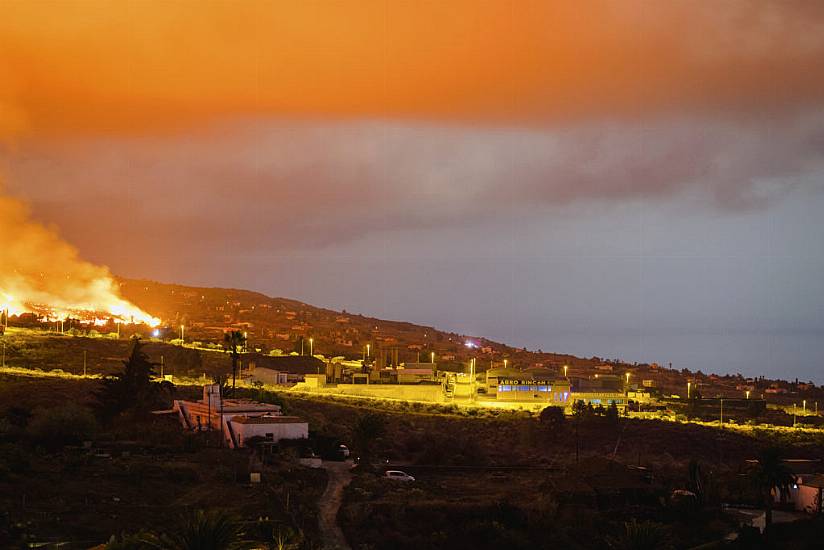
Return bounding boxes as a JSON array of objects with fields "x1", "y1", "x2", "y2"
[{"x1": 318, "y1": 460, "x2": 353, "y2": 550}]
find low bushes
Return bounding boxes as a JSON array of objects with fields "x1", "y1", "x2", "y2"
[{"x1": 27, "y1": 403, "x2": 97, "y2": 450}]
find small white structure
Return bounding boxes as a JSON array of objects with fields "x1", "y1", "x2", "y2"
[
  {"x1": 247, "y1": 367, "x2": 289, "y2": 386},
  {"x1": 173, "y1": 385, "x2": 308, "y2": 449},
  {"x1": 229, "y1": 414, "x2": 309, "y2": 448}
]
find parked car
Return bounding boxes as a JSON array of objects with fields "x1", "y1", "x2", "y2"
[{"x1": 384, "y1": 470, "x2": 415, "y2": 482}]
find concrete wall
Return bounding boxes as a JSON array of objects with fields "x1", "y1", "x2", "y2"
[
  {"x1": 778, "y1": 483, "x2": 822, "y2": 513},
  {"x1": 323, "y1": 383, "x2": 445, "y2": 403}
]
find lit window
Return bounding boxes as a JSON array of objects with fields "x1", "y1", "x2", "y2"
[
  {"x1": 499, "y1": 385, "x2": 512, "y2": 392},
  {"x1": 538, "y1": 386, "x2": 548, "y2": 392},
  {"x1": 518, "y1": 386, "x2": 530, "y2": 392}
]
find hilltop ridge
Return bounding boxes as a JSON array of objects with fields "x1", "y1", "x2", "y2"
[{"x1": 113, "y1": 278, "x2": 821, "y2": 404}]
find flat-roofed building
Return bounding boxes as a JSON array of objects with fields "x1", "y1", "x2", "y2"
[
  {"x1": 173, "y1": 385, "x2": 308, "y2": 448},
  {"x1": 485, "y1": 367, "x2": 571, "y2": 404},
  {"x1": 229, "y1": 415, "x2": 309, "y2": 448}
]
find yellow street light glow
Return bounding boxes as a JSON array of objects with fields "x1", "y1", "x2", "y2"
[
  {"x1": 563, "y1": 365, "x2": 568, "y2": 377},
  {"x1": 625, "y1": 372, "x2": 630, "y2": 384}
]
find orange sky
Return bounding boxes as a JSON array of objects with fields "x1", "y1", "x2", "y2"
[{"x1": 2, "y1": 0, "x2": 823, "y2": 138}]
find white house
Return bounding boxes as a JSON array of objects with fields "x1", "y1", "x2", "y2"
[{"x1": 173, "y1": 385, "x2": 308, "y2": 449}]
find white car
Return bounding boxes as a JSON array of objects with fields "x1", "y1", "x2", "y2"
[{"x1": 384, "y1": 470, "x2": 415, "y2": 482}]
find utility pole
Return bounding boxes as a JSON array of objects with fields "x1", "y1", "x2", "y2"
[
  {"x1": 160, "y1": 355, "x2": 165, "y2": 379},
  {"x1": 720, "y1": 398, "x2": 723, "y2": 427}
]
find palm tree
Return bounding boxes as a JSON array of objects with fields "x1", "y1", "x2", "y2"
[
  {"x1": 608, "y1": 519, "x2": 673, "y2": 550},
  {"x1": 223, "y1": 330, "x2": 247, "y2": 395},
  {"x1": 750, "y1": 447, "x2": 796, "y2": 530},
  {"x1": 152, "y1": 509, "x2": 253, "y2": 550},
  {"x1": 352, "y1": 412, "x2": 386, "y2": 466}
]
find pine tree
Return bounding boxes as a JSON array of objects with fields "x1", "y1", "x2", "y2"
[{"x1": 96, "y1": 338, "x2": 163, "y2": 419}]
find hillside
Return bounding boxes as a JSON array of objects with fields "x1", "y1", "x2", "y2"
[
  {"x1": 115, "y1": 278, "x2": 823, "y2": 405},
  {"x1": 116, "y1": 278, "x2": 598, "y2": 372}
]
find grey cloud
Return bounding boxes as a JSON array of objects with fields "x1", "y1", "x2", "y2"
[{"x1": 3, "y1": 112, "x2": 824, "y2": 258}]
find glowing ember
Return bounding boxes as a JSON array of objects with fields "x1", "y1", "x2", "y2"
[{"x1": 0, "y1": 191, "x2": 160, "y2": 327}]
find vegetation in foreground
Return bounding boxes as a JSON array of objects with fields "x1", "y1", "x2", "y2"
[{"x1": 2, "y1": 338, "x2": 824, "y2": 548}]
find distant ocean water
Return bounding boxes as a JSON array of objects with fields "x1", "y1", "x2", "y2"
[{"x1": 539, "y1": 330, "x2": 824, "y2": 385}]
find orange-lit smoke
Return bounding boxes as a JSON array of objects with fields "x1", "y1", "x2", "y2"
[
  {"x1": 0, "y1": 187, "x2": 159, "y2": 326},
  {"x1": 1, "y1": 1, "x2": 823, "y2": 138}
]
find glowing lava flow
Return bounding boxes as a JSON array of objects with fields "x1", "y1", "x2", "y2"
[
  {"x1": 0, "y1": 281, "x2": 160, "y2": 327},
  {"x1": 0, "y1": 191, "x2": 160, "y2": 328}
]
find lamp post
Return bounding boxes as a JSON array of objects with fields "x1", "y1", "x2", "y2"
[
  {"x1": 793, "y1": 403, "x2": 797, "y2": 427},
  {"x1": 563, "y1": 365, "x2": 568, "y2": 378},
  {"x1": 470, "y1": 358, "x2": 476, "y2": 401},
  {"x1": 431, "y1": 351, "x2": 435, "y2": 364},
  {"x1": 179, "y1": 324, "x2": 184, "y2": 343},
  {"x1": 803, "y1": 400, "x2": 807, "y2": 414},
  {"x1": 687, "y1": 381, "x2": 691, "y2": 399},
  {"x1": 746, "y1": 390, "x2": 750, "y2": 400},
  {"x1": 625, "y1": 372, "x2": 631, "y2": 386},
  {"x1": 366, "y1": 344, "x2": 370, "y2": 358},
  {"x1": 309, "y1": 337, "x2": 314, "y2": 357},
  {"x1": 720, "y1": 398, "x2": 724, "y2": 427}
]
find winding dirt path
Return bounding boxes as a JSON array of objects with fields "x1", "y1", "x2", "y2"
[{"x1": 318, "y1": 460, "x2": 353, "y2": 550}]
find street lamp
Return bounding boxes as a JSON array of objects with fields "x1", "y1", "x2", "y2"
[
  {"x1": 431, "y1": 351, "x2": 435, "y2": 364},
  {"x1": 803, "y1": 400, "x2": 807, "y2": 413},
  {"x1": 687, "y1": 381, "x2": 691, "y2": 399},
  {"x1": 503, "y1": 359, "x2": 508, "y2": 369},
  {"x1": 625, "y1": 372, "x2": 631, "y2": 385},
  {"x1": 309, "y1": 337, "x2": 314, "y2": 357},
  {"x1": 366, "y1": 344, "x2": 370, "y2": 358},
  {"x1": 746, "y1": 390, "x2": 751, "y2": 400},
  {"x1": 563, "y1": 365, "x2": 568, "y2": 378},
  {"x1": 720, "y1": 398, "x2": 724, "y2": 427},
  {"x1": 180, "y1": 324, "x2": 184, "y2": 343}
]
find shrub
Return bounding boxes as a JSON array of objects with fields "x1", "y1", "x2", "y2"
[
  {"x1": 539, "y1": 406, "x2": 565, "y2": 430},
  {"x1": 28, "y1": 403, "x2": 98, "y2": 450},
  {"x1": 164, "y1": 464, "x2": 200, "y2": 483},
  {"x1": 0, "y1": 443, "x2": 31, "y2": 474}
]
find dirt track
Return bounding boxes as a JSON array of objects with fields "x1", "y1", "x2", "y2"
[{"x1": 318, "y1": 461, "x2": 353, "y2": 550}]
